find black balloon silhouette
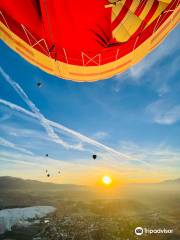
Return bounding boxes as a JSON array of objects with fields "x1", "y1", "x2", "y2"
[{"x1": 37, "y1": 82, "x2": 42, "y2": 87}]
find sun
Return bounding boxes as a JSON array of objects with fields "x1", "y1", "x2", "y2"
[{"x1": 102, "y1": 175, "x2": 112, "y2": 185}]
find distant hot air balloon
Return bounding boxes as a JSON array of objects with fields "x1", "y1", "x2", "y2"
[
  {"x1": 0, "y1": 0, "x2": 179, "y2": 81},
  {"x1": 92, "y1": 154, "x2": 97, "y2": 160},
  {"x1": 37, "y1": 82, "x2": 42, "y2": 88}
]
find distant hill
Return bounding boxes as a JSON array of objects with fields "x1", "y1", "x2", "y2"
[
  {"x1": 128, "y1": 178, "x2": 180, "y2": 186},
  {"x1": 0, "y1": 176, "x2": 88, "y2": 192},
  {"x1": 159, "y1": 178, "x2": 180, "y2": 185},
  {"x1": 0, "y1": 176, "x2": 179, "y2": 193}
]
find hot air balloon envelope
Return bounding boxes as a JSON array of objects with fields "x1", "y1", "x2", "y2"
[{"x1": 0, "y1": 0, "x2": 179, "y2": 81}]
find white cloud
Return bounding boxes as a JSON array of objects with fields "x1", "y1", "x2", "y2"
[
  {"x1": 0, "y1": 67, "x2": 134, "y2": 161},
  {"x1": 93, "y1": 131, "x2": 109, "y2": 140},
  {"x1": 118, "y1": 140, "x2": 180, "y2": 167},
  {"x1": 0, "y1": 112, "x2": 11, "y2": 122},
  {"x1": 0, "y1": 137, "x2": 33, "y2": 155},
  {"x1": 0, "y1": 151, "x2": 72, "y2": 168},
  {"x1": 157, "y1": 83, "x2": 170, "y2": 97},
  {"x1": 112, "y1": 28, "x2": 180, "y2": 95},
  {"x1": 0, "y1": 98, "x2": 133, "y2": 162},
  {"x1": 129, "y1": 28, "x2": 180, "y2": 78},
  {"x1": 0, "y1": 66, "x2": 75, "y2": 150},
  {"x1": 146, "y1": 99, "x2": 180, "y2": 125}
]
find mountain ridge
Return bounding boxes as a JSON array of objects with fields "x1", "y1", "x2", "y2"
[
  {"x1": 0, "y1": 176, "x2": 179, "y2": 191},
  {"x1": 0, "y1": 176, "x2": 87, "y2": 191}
]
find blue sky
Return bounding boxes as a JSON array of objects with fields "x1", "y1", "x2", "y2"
[{"x1": 0, "y1": 26, "x2": 180, "y2": 185}]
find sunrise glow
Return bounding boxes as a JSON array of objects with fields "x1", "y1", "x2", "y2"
[{"x1": 102, "y1": 176, "x2": 112, "y2": 185}]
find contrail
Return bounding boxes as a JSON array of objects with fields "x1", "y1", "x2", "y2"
[
  {"x1": 0, "y1": 156, "x2": 37, "y2": 166},
  {"x1": 0, "y1": 66, "x2": 82, "y2": 150},
  {"x1": 0, "y1": 66, "x2": 141, "y2": 162},
  {"x1": 0, "y1": 98, "x2": 132, "y2": 161},
  {"x1": 0, "y1": 136, "x2": 33, "y2": 155}
]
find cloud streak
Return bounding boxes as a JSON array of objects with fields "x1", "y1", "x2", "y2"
[
  {"x1": 129, "y1": 28, "x2": 180, "y2": 78},
  {"x1": 93, "y1": 131, "x2": 109, "y2": 140},
  {"x1": 146, "y1": 99, "x2": 180, "y2": 125},
  {"x1": 0, "y1": 67, "x2": 86, "y2": 151},
  {"x1": 0, "y1": 136, "x2": 33, "y2": 155},
  {"x1": 119, "y1": 140, "x2": 180, "y2": 167},
  {"x1": 112, "y1": 28, "x2": 180, "y2": 94},
  {"x1": 0, "y1": 98, "x2": 133, "y2": 161}
]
